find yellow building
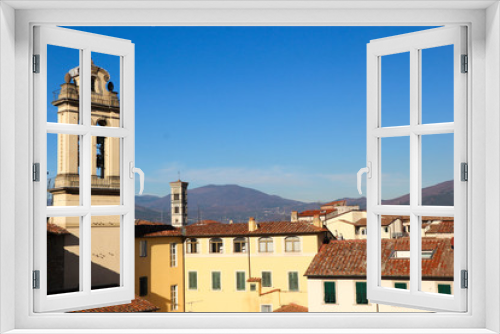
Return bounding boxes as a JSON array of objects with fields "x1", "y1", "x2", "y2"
[
  {"x1": 183, "y1": 217, "x2": 330, "y2": 312},
  {"x1": 135, "y1": 220, "x2": 185, "y2": 312}
]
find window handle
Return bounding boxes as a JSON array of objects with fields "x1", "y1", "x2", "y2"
[
  {"x1": 129, "y1": 162, "x2": 145, "y2": 195},
  {"x1": 357, "y1": 162, "x2": 371, "y2": 195}
]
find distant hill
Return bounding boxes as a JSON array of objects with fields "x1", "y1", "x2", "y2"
[
  {"x1": 135, "y1": 181, "x2": 453, "y2": 223},
  {"x1": 136, "y1": 184, "x2": 317, "y2": 223}
]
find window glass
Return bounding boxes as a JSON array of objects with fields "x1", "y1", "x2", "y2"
[
  {"x1": 170, "y1": 243, "x2": 177, "y2": 267},
  {"x1": 236, "y1": 272, "x2": 246, "y2": 291},
  {"x1": 91, "y1": 215, "x2": 121, "y2": 290},
  {"x1": 381, "y1": 52, "x2": 410, "y2": 127},
  {"x1": 288, "y1": 272, "x2": 299, "y2": 292},
  {"x1": 262, "y1": 272, "x2": 272, "y2": 287},
  {"x1": 189, "y1": 272, "x2": 197, "y2": 290},
  {"x1": 90, "y1": 136, "x2": 121, "y2": 205},
  {"x1": 212, "y1": 272, "x2": 221, "y2": 291},
  {"x1": 381, "y1": 136, "x2": 410, "y2": 204}
]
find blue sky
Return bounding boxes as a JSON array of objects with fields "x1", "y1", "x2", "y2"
[{"x1": 47, "y1": 26, "x2": 454, "y2": 202}]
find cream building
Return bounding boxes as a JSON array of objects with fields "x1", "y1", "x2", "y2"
[
  {"x1": 47, "y1": 61, "x2": 122, "y2": 293},
  {"x1": 183, "y1": 217, "x2": 330, "y2": 312},
  {"x1": 305, "y1": 238, "x2": 454, "y2": 312}
]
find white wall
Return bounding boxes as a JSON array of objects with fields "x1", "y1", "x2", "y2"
[{"x1": 0, "y1": 2, "x2": 16, "y2": 333}]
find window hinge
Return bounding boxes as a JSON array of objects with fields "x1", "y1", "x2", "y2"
[
  {"x1": 33, "y1": 163, "x2": 40, "y2": 182},
  {"x1": 461, "y1": 270, "x2": 468, "y2": 289},
  {"x1": 461, "y1": 162, "x2": 468, "y2": 181},
  {"x1": 33, "y1": 54, "x2": 40, "y2": 73},
  {"x1": 461, "y1": 54, "x2": 468, "y2": 73},
  {"x1": 33, "y1": 270, "x2": 40, "y2": 289}
]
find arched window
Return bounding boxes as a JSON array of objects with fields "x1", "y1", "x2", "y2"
[
  {"x1": 233, "y1": 237, "x2": 247, "y2": 253},
  {"x1": 285, "y1": 236, "x2": 300, "y2": 252},
  {"x1": 209, "y1": 238, "x2": 223, "y2": 254},
  {"x1": 186, "y1": 238, "x2": 198, "y2": 254},
  {"x1": 258, "y1": 237, "x2": 273, "y2": 253}
]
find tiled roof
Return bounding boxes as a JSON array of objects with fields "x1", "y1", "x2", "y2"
[
  {"x1": 183, "y1": 221, "x2": 327, "y2": 237},
  {"x1": 135, "y1": 220, "x2": 182, "y2": 238},
  {"x1": 305, "y1": 238, "x2": 453, "y2": 279},
  {"x1": 47, "y1": 223, "x2": 70, "y2": 235},
  {"x1": 72, "y1": 296, "x2": 159, "y2": 313},
  {"x1": 354, "y1": 218, "x2": 395, "y2": 227},
  {"x1": 192, "y1": 220, "x2": 221, "y2": 225},
  {"x1": 426, "y1": 221, "x2": 454, "y2": 234},
  {"x1": 273, "y1": 303, "x2": 308, "y2": 312},
  {"x1": 298, "y1": 209, "x2": 335, "y2": 217}
]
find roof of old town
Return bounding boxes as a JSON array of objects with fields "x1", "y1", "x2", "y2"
[
  {"x1": 304, "y1": 237, "x2": 453, "y2": 279},
  {"x1": 273, "y1": 303, "x2": 308, "y2": 312},
  {"x1": 426, "y1": 221, "x2": 454, "y2": 234},
  {"x1": 298, "y1": 209, "x2": 336, "y2": 217},
  {"x1": 135, "y1": 219, "x2": 327, "y2": 238},
  {"x1": 72, "y1": 296, "x2": 160, "y2": 313},
  {"x1": 47, "y1": 222, "x2": 70, "y2": 235}
]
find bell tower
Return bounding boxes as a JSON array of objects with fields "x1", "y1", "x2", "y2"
[{"x1": 170, "y1": 180, "x2": 189, "y2": 227}]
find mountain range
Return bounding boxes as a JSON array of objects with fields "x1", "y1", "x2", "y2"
[{"x1": 135, "y1": 180, "x2": 453, "y2": 223}]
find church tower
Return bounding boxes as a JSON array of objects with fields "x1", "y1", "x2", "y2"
[{"x1": 170, "y1": 180, "x2": 189, "y2": 227}]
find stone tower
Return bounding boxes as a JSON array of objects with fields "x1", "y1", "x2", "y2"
[
  {"x1": 47, "y1": 60, "x2": 121, "y2": 293},
  {"x1": 170, "y1": 180, "x2": 189, "y2": 227}
]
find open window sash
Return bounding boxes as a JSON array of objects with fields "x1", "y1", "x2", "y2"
[
  {"x1": 366, "y1": 26, "x2": 467, "y2": 312},
  {"x1": 33, "y1": 26, "x2": 135, "y2": 312}
]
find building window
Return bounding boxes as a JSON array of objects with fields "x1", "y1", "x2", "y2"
[
  {"x1": 170, "y1": 243, "x2": 177, "y2": 267},
  {"x1": 233, "y1": 237, "x2": 247, "y2": 253},
  {"x1": 173, "y1": 194, "x2": 179, "y2": 200},
  {"x1": 438, "y1": 284, "x2": 452, "y2": 295},
  {"x1": 285, "y1": 236, "x2": 300, "y2": 252},
  {"x1": 258, "y1": 237, "x2": 273, "y2": 253},
  {"x1": 174, "y1": 207, "x2": 179, "y2": 214},
  {"x1": 236, "y1": 272, "x2": 246, "y2": 291},
  {"x1": 288, "y1": 272, "x2": 299, "y2": 292},
  {"x1": 170, "y1": 285, "x2": 178, "y2": 311},
  {"x1": 186, "y1": 238, "x2": 199, "y2": 254},
  {"x1": 212, "y1": 272, "x2": 221, "y2": 291},
  {"x1": 324, "y1": 281, "x2": 336, "y2": 304},
  {"x1": 262, "y1": 271, "x2": 272, "y2": 287},
  {"x1": 384, "y1": 227, "x2": 389, "y2": 233},
  {"x1": 395, "y1": 282, "x2": 408, "y2": 289},
  {"x1": 139, "y1": 277, "x2": 148, "y2": 297},
  {"x1": 361, "y1": 229, "x2": 367, "y2": 235},
  {"x1": 356, "y1": 282, "x2": 368, "y2": 305},
  {"x1": 260, "y1": 305, "x2": 273, "y2": 312},
  {"x1": 250, "y1": 284, "x2": 256, "y2": 291},
  {"x1": 188, "y1": 271, "x2": 197, "y2": 290},
  {"x1": 139, "y1": 240, "x2": 147, "y2": 257},
  {"x1": 209, "y1": 238, "x2": 223, "y2": 253}
]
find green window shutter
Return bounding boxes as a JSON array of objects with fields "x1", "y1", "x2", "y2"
[
  {"x1": 262, "y1": 272, "x2": 272, "y2": 287},
  {"x1": 438, "y1": 284, "x2": 452, "y2": 295},
  {"x1": 395, "y1": 282, "x2": 407, "y2": 290},
  {"x1": 356, "y1": 282, "x2": 368, "y2": 304},
  {"x1": 212, "y1": 272, "x2": 221, "y2": 290},
  {"x1": 324, "y1": 282, "x2": 336, "y2": 304},
  {"x1": 237, "y1": 272, "x2": 245, "y2": 291},
  {"x1": 289, "y1": 272, "x2": 299, "y2": 291},
  {"x1": 189, "y1": 272, "x2": 197, "y2": 290}
]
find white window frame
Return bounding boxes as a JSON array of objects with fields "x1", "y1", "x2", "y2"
[
  {"x1": 1, "y1": 2, "x2": 498, "y2": 333},
  {"x1": 170, "y1": 242, "x2": 177, "y2": 267},
  {"x1": 366, "y1": 26, "x2": 467, "y2": 312}
]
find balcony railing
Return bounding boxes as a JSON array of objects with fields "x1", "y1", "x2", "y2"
[
  {"x1": 52, "y1": 88, "x2": 120, "y2": 108},
  {"x1": 51, "y1": 174, "x2": 120, "y2": 190}
]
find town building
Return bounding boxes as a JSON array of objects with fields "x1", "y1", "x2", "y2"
[
  {"x1": 170, "y1": 180, "x2": 189, "y2": 227},
  {"x1": 305, "y1": 238, "x2": 454, "y2": 312}
]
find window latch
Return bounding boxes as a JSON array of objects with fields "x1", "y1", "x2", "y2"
[
  {"x1": 33, "y1": 270, "x2": 40, "y2": 289},
  {"x1": 357, "y1": 162, "x2": 372, "y2": 195},
  {"x1": 461, "y1": 54, "x2": 468, "y2": 74},
  {"x1": 129, "y1": 162, "x2": 145, "y2": 195},
  {"x1": 33, "y1": 163, "x2": 40, "y2": 182},
  {"x1": 33, "y1": 54, "x2": 40, "y2": 73},
  {"x1": 461, "y1": 162, "x2": 468, "y2": 182},
  {"x1": 461, "y1": 270, "x2": 468, "y2": 289}
]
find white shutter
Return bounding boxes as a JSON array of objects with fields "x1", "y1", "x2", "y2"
[
  {"x1": 33, "y1": 26, "x2": 136, "y2": 312},
  {"x1": 365, "y1": 26, "x2": 467, "y2": 312}
]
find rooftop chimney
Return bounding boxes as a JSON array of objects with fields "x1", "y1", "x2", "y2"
[
  {"x1": 229, "y1": 219, "x2": 233, "y2": 225},
  {"x1": 291, "y1": 211, "x2": 298, "y2": 223},
  {"x1": 313, "y1": 213, "x2": 322, "y2": 228},
  {"x1": 248, "y1": 217, "x2": 258, "y2": 232}
]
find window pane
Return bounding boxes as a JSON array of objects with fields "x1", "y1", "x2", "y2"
[
  {"x1": 324, "y1": 282, "x2": 336, "y2": 304},
  {"x1": 212, "y1": 272, "x2": 221, "y2": 290},
  {"x1": 381, "y1": 137, "x2": 410, "y2": 204},
  {"x1": 380, "y1": 215, "x2": 410, "y2": 288},
  {"x1": 47, "y1": 216, "x2": 80, "y2": 295},
  {"x1": 189, "y1": 272, "x2": 197, "y2": 290},
  {"x1": 91, "y1": 136, "x2": 121, "y2": 205},
  {"x1": 47, "y1": 133, "x2": 80, "y2": 206},
  {"x1": 47, "y1": 45, "x2": 80, "y2": 124},
  {"x1": 90, "y1": 52, "x2": 121, "y2": 128},
  {"x1": 237, "y1": 272, "x2": 245, "y2": 291},
  {"x1": 421, "y1": 216, "x2": 454, "y2": 295},
  {"x1": 356, "y1": 282, "x2": 368, "y2": 304},
  {"x1": 421, "y1": 134, "x2": 454, "y2": 206},
  {"x1": 421, "y1": 45, "x2": 454, "y2": 124},
  {"x1": 262, "y1": 272, "x2": 272, "y2": 287},
  {"x1": 91, "y1": 215, "x2": 121, "y2": 290},
  {"x1": 289, "y1": 272, "x2": 299, "y2": 291},
  {"x1": 381, "y1": 52, "x2": 410, "y2": 127}
]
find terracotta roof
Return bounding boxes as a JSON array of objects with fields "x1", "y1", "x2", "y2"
[
  {"x1": 183, "y1": 221, "x2": 327, "y2": 237},
  {"x1": 305, "y1": 238, "x2": 453, "y2": 279},
  {"x1": 192, "y1": 220, "x2": 221, "y2": 225},
  {"x1": 322, "y1": 200, "x2": 347, "y2": 207},
  {"x1": 354, "y1": 218, "x2": 398, "y2": 227},
  {"x1": 298, "y1": 209, "x2": 336, "y2": 217},
  {"x1": 247, "y1": 277, "x2": 261, "y2": 282},
  {"x1": 135, "y1": 220, "x2": 182, "y2": 238},
  {"x1": 72, "y1": 296, "x2": 159, "y2": 313},
  {"x1": 273, "y1": 303, "x2": 308, "y2": 312},
  {"x1": 47, "y1": 223, "x2": 70, "y2": 235},
  {"x1": 426, "y1": 221, "x2": 454, "y2": 234}
]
